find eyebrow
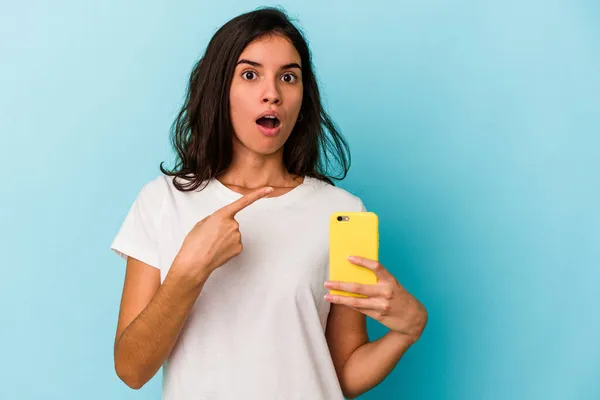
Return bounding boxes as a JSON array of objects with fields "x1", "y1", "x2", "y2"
[{"x1": 236, "y1": 59, "x2": 302, "y2": 70}]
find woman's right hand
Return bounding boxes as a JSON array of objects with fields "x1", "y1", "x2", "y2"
[{"x1": 171, "y1": 186, "x2": 273, "y2": 282}]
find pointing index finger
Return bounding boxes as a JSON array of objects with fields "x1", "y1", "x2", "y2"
[{"x1": 219, "y1": 186, "x2": 274, "y2": 217}]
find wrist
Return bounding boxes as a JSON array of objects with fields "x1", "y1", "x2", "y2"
[{"x1": 169, "y1": 258, "x2": 212, "y2": 289}]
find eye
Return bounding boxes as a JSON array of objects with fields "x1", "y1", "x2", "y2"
[
  {"x1": 281, "y1": 73, "x2": 297, "y2": 83},
  {"x1": 242, "y1": 70, "x2": 257, "y2": 80}
]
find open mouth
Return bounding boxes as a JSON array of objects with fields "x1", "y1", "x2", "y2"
[{"x1": 256, "y1": 115, "x2": 281, "y2": 129}]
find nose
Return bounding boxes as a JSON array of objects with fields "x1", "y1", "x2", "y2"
[{"x1": 261, "y1": 79, "x2": 281, "y2": 105}]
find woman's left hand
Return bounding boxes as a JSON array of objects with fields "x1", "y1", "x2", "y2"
[{"x1": 324, "y1": 256, "x2": 428, "y2": 342}]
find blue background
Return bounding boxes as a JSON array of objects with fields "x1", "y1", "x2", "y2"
[{"x1": 1, "y1": 1, "x2": 598, "y2": 399}]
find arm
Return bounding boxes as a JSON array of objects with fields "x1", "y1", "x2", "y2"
[
  {"x1": 114, "y1": 257, "x2": 208, "y2": 389},
  {"x1": 325, "y1": 257, "x2": 428, "y2": 399},
  {"x1": 113, "y1": 186, "x2": 273, "y2": 389},
  {"x1": 326, "y1": 305, "x2": 413, "y2": 399}
]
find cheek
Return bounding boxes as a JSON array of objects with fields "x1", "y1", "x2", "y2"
[
  {"x1": 288, "y1": 86, "x2": 303, "y2": 113},
  {"x1": 229, "y1": 88, "x2": 243, "y2": 115},
  {"x1": 229, "y1": 91, "x2": 251, "y2": 128}
]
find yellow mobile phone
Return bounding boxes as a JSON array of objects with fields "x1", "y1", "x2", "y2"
[{"x1": 329, "y1": 211, "x2": 379, "y2": 298}]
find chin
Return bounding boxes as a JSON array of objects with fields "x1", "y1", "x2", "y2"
[
  {"x1": 235, "y1": 132, "x2": 290, "y2": 156},
  {"x1": 252, "y1": 142, "x2": 286, "y2": 156}
]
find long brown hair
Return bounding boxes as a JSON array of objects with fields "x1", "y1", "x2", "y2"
[{"x1": 160, "y1": 7, "x2": 351, "y2": 191}]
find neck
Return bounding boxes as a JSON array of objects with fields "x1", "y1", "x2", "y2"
[{"x1": 217, "y1": 142, "x2": 297, "y2": 189}]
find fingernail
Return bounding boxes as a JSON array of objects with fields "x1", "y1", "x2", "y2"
[
  {"x1": 324, "y1": 294, "x2": 332, "y2": 301},
  {"x1": 265, "y1": 187, "x2": 274, "y2": 193},
  {"x1": 324, "y1": 281, "x2": 333, "y2": 288}
]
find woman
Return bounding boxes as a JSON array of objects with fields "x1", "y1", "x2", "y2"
[{"x1": 111, "y1": 7, "x2": 427, "y2": 400}]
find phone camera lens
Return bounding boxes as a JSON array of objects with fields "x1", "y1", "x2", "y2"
[{"x1": 337, "y1": 216, "x2": 343, "y2": 221}]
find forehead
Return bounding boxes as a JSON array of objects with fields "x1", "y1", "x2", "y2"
[{"x1": 237, "y1": 34, "x2": 301, "y2": 66}]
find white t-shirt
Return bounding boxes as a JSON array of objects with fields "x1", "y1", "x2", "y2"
[{"x1": 111, "y1": 174, "x2": 365, "y2": 400}]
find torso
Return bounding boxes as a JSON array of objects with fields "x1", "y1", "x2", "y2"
[{"x1": 115, "y1": 174, "x2": 365, "y2": 400}]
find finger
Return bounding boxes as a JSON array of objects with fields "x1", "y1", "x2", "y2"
[
  {"x1": 347, "y1": 305, "x2": 381, "y2": 320},
  {"x1": 324, "y1": 294, "x2": 381, "y2": 309},
  {"x1": 219, "y1": 186, "x2": 273, "y2": 217},
  {"x1": 349, "y1": 297, "x2": 392, "y2": 320},
  {"x1": 324, "y1": 281, "x2": 381, "y2": 297},
  {"x1": 348, "y1": 256, "x2": 392, "y2": 280},
  {"x1": 352, "y1": 297, "x2": 391, "y2": 313}
]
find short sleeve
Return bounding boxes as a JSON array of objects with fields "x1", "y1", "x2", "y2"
[
  {"x1": 110, "y1": 177, "x2": 166, "y2": 270},
  {"x1": 355, "y1": 196, "x2": 367, "y2": 212},
  {"x1": 359, "y1": 200, "x2": 367, "y2": 212}
]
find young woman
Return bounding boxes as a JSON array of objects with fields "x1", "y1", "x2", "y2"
[{"x1": 111, "y1": 7, "x2": 427, "y2": 400}]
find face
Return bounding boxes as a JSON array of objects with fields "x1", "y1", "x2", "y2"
[{"x1": 229, "y1": 34, "x2": 303, "y2": 156}]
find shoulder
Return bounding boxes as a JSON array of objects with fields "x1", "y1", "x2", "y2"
[
  {"x1": 129, "y1": 174, "x2": 178, "y2": 219},
  {"x1": 135, "y1": 174, "x2": 218, "y2": 209},
  {"x1": 307, "y1": 176, "x2": 365, "y2": 212},
  {"x1": 136, "y1": 174, "x2": 171, "y2": 200},
  {"x1": 138, "y1": 174, "x2": 200, "y2": 197}
]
